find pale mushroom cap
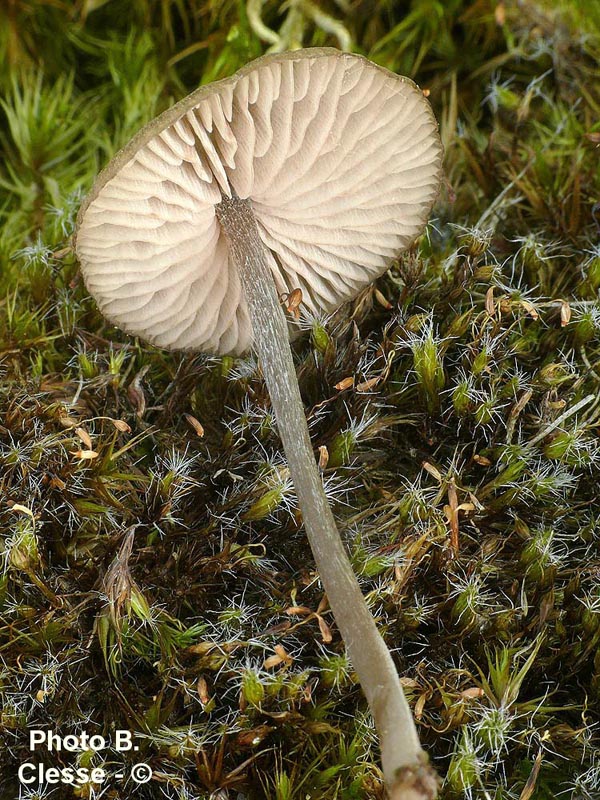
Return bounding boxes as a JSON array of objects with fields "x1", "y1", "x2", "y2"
[{"x1": 76, "y1": 48, "x2": 443, "y2": 355}]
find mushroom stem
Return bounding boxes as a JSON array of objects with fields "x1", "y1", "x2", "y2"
[{"x1": 216, "y1": 196, "x2": 438, "y2": 800}]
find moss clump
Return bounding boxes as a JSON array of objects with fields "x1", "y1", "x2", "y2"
[{"x1": 1, "y1": 1, "x2": 600, "y2": 798}]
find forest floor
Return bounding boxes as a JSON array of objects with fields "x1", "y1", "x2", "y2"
[{"x1": 1, "y1": 1, "x2": 600, "y2": 798}]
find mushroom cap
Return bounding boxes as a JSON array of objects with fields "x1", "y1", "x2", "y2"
[{"x1": 76, "y1": 48, "x2": 443, "y2": 355}]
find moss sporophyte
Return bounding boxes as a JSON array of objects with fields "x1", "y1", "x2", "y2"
[{"x1": 76, "y1": 48, "x2": 443, "y2": 798}]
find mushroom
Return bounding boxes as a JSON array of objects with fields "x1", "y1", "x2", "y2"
[{"x1": 76, "y1": 48, "x2": 442, "y2": 799}]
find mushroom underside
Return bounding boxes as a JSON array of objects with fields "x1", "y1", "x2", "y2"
[{"x1": 76, "y1": 50, "x2": 442, "y2": 355}]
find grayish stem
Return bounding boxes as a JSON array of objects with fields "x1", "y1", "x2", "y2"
[{"x1": 216, "y1": 196, "x2": 438, "y2": 799}]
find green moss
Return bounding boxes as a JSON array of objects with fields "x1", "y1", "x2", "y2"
[{"x1": 1, "y1": 1, "x2": 600, "y2": 798}]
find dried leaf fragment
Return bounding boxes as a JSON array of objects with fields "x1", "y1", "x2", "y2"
[
  {"x1": 285, "y1": 605, "x2": 313, "y2": 616},
  {"x1": 460, "y1": 687, "x2": 485, "y2": 699},
  {"x1": 318, "y1": 445, "x2": 329, "y2": 469},
  {"x1": 8, "y1": 503, "x2": 37, "y2": 527},
  {"x1": 422, "y1": 461, "x2": 443, "y2": 482},
  {"x1": 414, "y1": 692, "x2": 428, "y2": 720},
  {"x1": 263, "y1": 645, "x2": 293, "y2": 669},
  {"x1": 334, "y1": 376, "x2": 354, "y2": 391},
  {"x1": 560, "y1": 301, "x2": 571, "y2": 327},
  {"x1": 374, "y1": 288, "x2": 393, "y2": 309},
  {"x1": 127, "y1": 365, "x2": 150, "y2": 418},
  {"x1": 71, "y1": 449, "x2": 99, "y2": 460},
  {"x1": 356, "y1": 377, "x2": 381, "y2": 393},
  {"x1": 521, "y1": 300, "x2": 539, "y2": 320},
  {"x1": 197, "y1": 677, "x2": 210, "y2": 705},
  {"x1": 485, "y1": 285, "x2": 495, "y2": 317},
  {"x1": 282, "y1": 288, "x2": 303, "y2": 319},
  {"x1": 519, "y1": 748, "x2": 543, "y2": 800},
  {"x1": 185, "y1": 413, "x2": 205, "y2": 437},
  {"x1": 59, "y1": 414, "x2": 80, "y2": 428},
  {"x1": 111, "y1": 418, "x2": 131, "y2": 433},
  {"x1": 75, "y1": 427, "x2": 93, "y2": 449},
  {"x1": 444, "y1": 479, "x2": 461, "y2": 554},
  {"x1": 316, "y1": 614, "x2": 333, "y2": 643}
]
